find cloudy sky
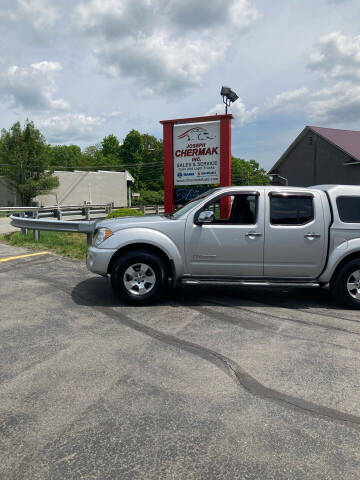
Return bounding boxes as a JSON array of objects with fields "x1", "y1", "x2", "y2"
[{"x1": 0, "y1": 0, "x2": 360, "y2": 170}]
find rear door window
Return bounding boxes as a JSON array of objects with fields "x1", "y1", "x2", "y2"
[
  {"x1": 336, "y1": 196, "x2": 360, "y2": 223},
  {"x1": 270, "y1": 195, "x2": 314, "y2": 225}
]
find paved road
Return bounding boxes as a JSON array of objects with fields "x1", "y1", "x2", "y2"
[
  {"x1": 0, "y1": 242, "x2": 360, "y2": 480},
  {"x1": 0, "y1": 218, "x2": 17, "y2": 235}
]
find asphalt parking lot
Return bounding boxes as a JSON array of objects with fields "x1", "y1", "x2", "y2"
[{"x1": 1, "y1": 242, "x2": 360, "y2": 480}]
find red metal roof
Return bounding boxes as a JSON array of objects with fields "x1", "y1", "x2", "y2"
[{"x1": 309, "y1": 126, "x2": 360, "y2": 163}]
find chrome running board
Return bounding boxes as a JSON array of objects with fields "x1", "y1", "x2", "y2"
[{"x1": 180, "y1": 278, "x2": 320, "y2": 288}]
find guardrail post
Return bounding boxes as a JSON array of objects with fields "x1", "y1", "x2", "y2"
[
  {"x1": 87, "y1": 233, "x2": 93, "y2": 246},
  {"x1": 140, "y1": 205, "x2": 145, "y2": 215},
  {"x1": 85, "y1": 207, "x2": 90, "y2": 221},
  {"x1": 33, "y1": 210, "x2": 40, "y2": 241},
  {"x1": 56, "y1": 208, "x2": 62, "y2": 221},
  {"x1": 20, "y1": 212, "x2": 27, "y2": 236},
  {"x1": 155, "y1": 205, "x2": 160, "y2": 215}
]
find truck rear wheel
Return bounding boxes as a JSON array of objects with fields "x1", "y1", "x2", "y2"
[
  {"x1": 330, "y1": 258, "x2": 360, "y2": 309},
  {"x1": 111, "y1": 249, "x2": 167, "y2": 305}
]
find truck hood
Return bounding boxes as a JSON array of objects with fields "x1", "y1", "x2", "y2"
[{"x1": 96, "y1": 215, "x2": 171, "y2": 232}]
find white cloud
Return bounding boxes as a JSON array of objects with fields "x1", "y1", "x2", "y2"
[
  {"x1": 105, "y1": 111, "x2": 122, "y2": 118},
  {"x1": 305, "y1": 32, "x2": 360, "y2": 122},
  {"x1": 31, "y1": 61, "x2": 62, "y2": 74},
  {"x1": 37, "y1": 114, "x2": 105, "y2": 142},
  {"x1": 266, "y1": 87, "x2": 308, "y2": 111},
  {"x1": 309, "y1": 31, "x2": 360, "y2": 81},
  {"x1": 261, "y1": 32, "x2": 360, "y2": 124},
  {"x1": 0, "y1": 0, "x2": 59, "y2": 34},
  {"x1": 0, "y1": 61, "x2": 69, "y2": 111},
  {"x1": 73, "y1": 0, "x2": 259, "y2": 94},
  {"x1": 307, "y1": 81, "x2": 360, "y2": 123},
  {"x1": 96, "y1": 32, "x2": 227, "y2": 95},
  {"x1": 18, "y1": 0, "x2": 59, "y2": 32},
  {"x1": 207, "y1": 98, "x2": 259, "y2": 126}
]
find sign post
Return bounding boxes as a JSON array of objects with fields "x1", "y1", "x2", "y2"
[{"x1": 160, "y1": 114, "x2": 233, "y2": 214}]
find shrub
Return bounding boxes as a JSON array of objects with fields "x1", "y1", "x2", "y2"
[
  {"x1": 132, "y1": 190, "x2": 164, "y2": 206},
  {"x1": 105, "y1": 208, "x2": 143, "y2": 219}
]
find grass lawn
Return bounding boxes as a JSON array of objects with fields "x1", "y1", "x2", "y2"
[
  {"x1": 0, "y1": 231, "x2": 88, "y2": 260},
  {"x1": 0, "y1": 209, "x2": 145, "y2": 260},
  {"x1": 105, "y1": 208, "x2": 143, "y2": 219}
]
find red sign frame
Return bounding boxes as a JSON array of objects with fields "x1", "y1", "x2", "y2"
[{"x1": 160, "y1": 114, "x2": 233, "y2": 214}]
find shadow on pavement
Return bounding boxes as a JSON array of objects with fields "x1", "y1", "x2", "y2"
[{"x1": 71, "y1": 276, "x2": 347, "y2": 312}]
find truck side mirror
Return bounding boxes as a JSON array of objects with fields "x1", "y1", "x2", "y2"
[{"x1": 197, "y1": 210, "x2": 214, "y2": 225}]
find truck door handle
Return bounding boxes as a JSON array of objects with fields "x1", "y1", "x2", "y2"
[
  {"x1": 304, "y1": 232, "x2": 321, "y2": 239},
  {"x1": 245, "y1": 232, "x2": 262, "y2": 238}
]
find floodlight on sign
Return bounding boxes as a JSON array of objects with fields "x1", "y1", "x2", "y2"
[
  {"x1": 220, "y1": 86, "x2": 232, "y2": 96},
  {"x1": 220, "y1": 86, "x2": 239, "y2": 113},
  {"x1": 228, "y1": 91, "x2": 239, "y2": 103}
]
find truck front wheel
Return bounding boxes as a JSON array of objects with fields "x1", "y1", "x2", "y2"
[
  {"x1": 330, "y1": 258, "x2": 360, "y2": 309},
  {"x1": 111, "y1": 249, "x2": 167, "y2": 305}
]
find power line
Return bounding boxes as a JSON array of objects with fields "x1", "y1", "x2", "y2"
[{"x1": 0, "y1": 161, "x2": 165, "y2": 169}]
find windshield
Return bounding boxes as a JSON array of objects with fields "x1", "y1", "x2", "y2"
[{"x1": 170, "y1": 188, "x2": 219, "y2": 220}]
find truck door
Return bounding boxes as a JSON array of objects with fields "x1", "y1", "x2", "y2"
[
  {"x1": 185, "y1": 190, "x2": 265, "y2": 277},
  {"x1": 264, "y1": 191, "x2": 327, "y2": 278}
]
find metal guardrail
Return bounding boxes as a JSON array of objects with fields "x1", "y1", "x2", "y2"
[
  {"x1": 7, "y1": 204, "x2": 165, "y2": 245},
  {"x1": 10, "y1": 216, "x2": 96, "y2": 233},
  {"x1": 137, "y1": 205, "x2": 165, "y2": 215},
  {"x1": 10, "y1": 215, "x2": 97, "y2": 245},
  {"x1": 0, "y1": 203, "x2": 113, "y2": 221},
  {"x1": 0, "y1": 203, "x2": 112, "y2": 212},
  {"x1": 1, "y1": 204, "x2": 164, "y2": 217}
]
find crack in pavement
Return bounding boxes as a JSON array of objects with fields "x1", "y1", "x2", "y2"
[
  {"x1": 181, "y1": 303, "x2": 360, "y2": 355},
  {"x1": 199, "y1": 297, "x2": 360, "y2": 337},
  {"x1": 26, "y1": 272, "x2": 360, "y2": 430},
  {"x1": 208, "y1": 293, "x2": 360, "y2": 325}
]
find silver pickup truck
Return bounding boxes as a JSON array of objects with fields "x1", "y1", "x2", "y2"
[{"x1": 87, "y1": 185, "x2": 360, "y2": 308}]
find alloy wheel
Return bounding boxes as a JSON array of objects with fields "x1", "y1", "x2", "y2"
[
  {"x1": 346, "y1": 269, "x2": 360, "y2": 301},
  {"x1": 123, "y1": 263, "x2": 156, "y2": 296}
]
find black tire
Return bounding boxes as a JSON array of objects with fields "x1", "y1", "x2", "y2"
[
  {"x1": 110, "y1": 249, "x2": 167, "y2": 305},
  {"x1": 330, "y1": 257, "x2": 360, "y2": 309}
]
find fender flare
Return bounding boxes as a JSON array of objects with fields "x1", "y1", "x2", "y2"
[
  {"x1": 319, "y1": 238, "x2": 360, "y2": 283},
  {"x1": 102, "y1": 228, "x2": 184, "y2": 278}
]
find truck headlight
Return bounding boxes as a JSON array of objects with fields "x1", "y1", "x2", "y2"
[{"x1": 93, "y1": 228, "x2": 113, "y2": 247}]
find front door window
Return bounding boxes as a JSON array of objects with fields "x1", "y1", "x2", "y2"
[{"x1": 203, "y1": 193, "x2": 258, "y2": 225}]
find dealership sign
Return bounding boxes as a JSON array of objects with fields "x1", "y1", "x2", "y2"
[
  {"x1": 173, "y1": 122, "x2": 220, "y2": 186},
  {"x1": 160, "y1": 114, "x2": 232, "y2": 213}
]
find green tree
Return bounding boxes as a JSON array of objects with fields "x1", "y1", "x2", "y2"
[
  {"x1": 81, "y1": 144, "x2": 105, "y2": 170},
  {"x1": 132, "y1": 189, "x2": 164, "y2": 205},
  {"x1": 100, "y1": 134, "x2": 123, "y2": 170},
  {"x1": 101, "y1": 134, "x2": 121, "y2": 158},
  {"x1": 120, "y1": 129, "x2": 143, "y2": 185},
  {"x1": 231, "y1": 157, "x2": 269, "y2": 186},
  {"x1": 137, "y1": 133, "x2": 163, "y2": 191},
  {"x1": 47, "y1": 144, "x2": 83, "y2": 170},
  {"x1": 0, "y1": 120, "x2": 59, "y2": 205}
]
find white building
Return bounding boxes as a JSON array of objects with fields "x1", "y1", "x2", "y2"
[
  {"x1": 0, "y1": 177, "x2": 19, "y2": 207},
  {"x1": 0, "y1": 170, "x2": 134, "y2": 207}
]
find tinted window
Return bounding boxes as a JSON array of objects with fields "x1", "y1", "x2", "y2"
[
  {"x1": 270, "y1": 196, "x2": 314, "y2": 225},
  {"x1": 336, "y1": 196, "x2": 360, "y2": 223},
  {"x1": 205, "y1": 193, "x2": 258, "y2": 224}
]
